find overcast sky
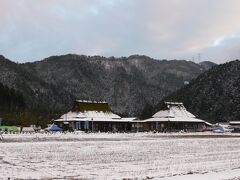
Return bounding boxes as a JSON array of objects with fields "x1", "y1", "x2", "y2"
[{"x1": 1, "y1": 0, "x2": 240, "y2": 63}]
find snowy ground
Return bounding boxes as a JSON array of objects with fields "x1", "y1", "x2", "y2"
[{"x1": 1, "y1": 132, "x2": 240, "y2": 179}]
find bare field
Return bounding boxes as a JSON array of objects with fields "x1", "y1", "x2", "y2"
[{"x1": 1, "y1": 132, "x2": 240, "y2": 179}]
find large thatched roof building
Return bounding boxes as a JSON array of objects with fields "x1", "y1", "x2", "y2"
[
  {"x1": 143, "y1": 102, "x2": 211, "y2": 132},
  {"x1": 54, "y1": 100, "x2": 211, "y2": 132},
  {"x1": 54, "y1": 100, "x2": 136, "y2": 132}
]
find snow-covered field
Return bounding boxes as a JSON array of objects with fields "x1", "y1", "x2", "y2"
[{"x1": 1, "y1": 132, "x2": 240, "y2": 179}]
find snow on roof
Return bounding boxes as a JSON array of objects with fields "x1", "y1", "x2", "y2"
[
  {"x1": 54, "y1": 99, "x2": 133, "y2": 122},
  {"x1": 82, "y1": 111, "x2": 121, "y2": 119},
  {"x1": 153, "y1": 110, "x2": 172, "y2": 118},
  {"x1": 131, "y1": 119, "x2": 145, "y2": 123},
  {"x1": 169, "y1": 106, "x2": 195, "y2": 118},
  {"x1": 59, "y1": 111, "x2": 121, "y2": 119},
  {"x1": 121, "y1": 117, "x2": 137, "y2": 121},
  {"x1": 76, "y1": 100, "x2": 107, "y2": 103},
  {"x1": 229, "y1": 121, "x2": 240, "y2": 125},
  {"x1": 146, "y1": 102, "x2": 209, "y2": 123},
  {"x1": 205, "y1": 121, "x2": 213, "y2": 126},
  {"x1": 152, "y1": 103, "x2": 195, "y2": 119},
  {"x1": 55, "y1": 116, "x2": 134, "y2": 122},
  {"x1": 144, "y1": 117, "x2": 204, "y2": 123},
  {"x1": 54, "y1": 110, "x2": 137, "y2": 122},
  {"x1": 86, "y1": 118, "x2": 134, "y2": 122},
  {"x1": 144, "y1": 117, "x2": 169, "y2": 122},
  {"x1": 165, "y1": 102, "x2": 183, "y2": 105}
]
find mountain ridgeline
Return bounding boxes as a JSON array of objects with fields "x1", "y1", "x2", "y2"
[
  {"x1": 160, "y1": 60, "x2": 240, "y2": 123},
  {"x1": 0, "y1": 54, "x2": 215, "y2": 117}
]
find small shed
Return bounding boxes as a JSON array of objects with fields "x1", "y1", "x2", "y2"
[{"x1": 21, "y1": 127, "x2": 35, "y2": 133}]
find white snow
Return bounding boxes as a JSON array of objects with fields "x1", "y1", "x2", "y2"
[
  {"x1": 145, "y1": 102, "x2": 210, "y2": 124},
  {"x1": 1, "y1": 132, "x2": 240, "y2": 179},
  {"x1": 55, "y1": 111, "x2": 125, "y2": 122}
]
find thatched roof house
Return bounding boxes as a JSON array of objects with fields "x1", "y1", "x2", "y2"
[
  {"x1": 144, "y1": 102, "x2": 211, "y2": 132},
  {"x1": 54, "y1": 100, "x2": 136, "y2": 132}
]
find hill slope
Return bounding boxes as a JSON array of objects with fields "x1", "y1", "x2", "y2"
[
  {"x1": 0, "y1": 54, "x2": 215, "y2": 117},
  {"x1": 160, "y1": 60, "x2": 240, "y2": 122},
  {"x1": 0, "y1": 82, "x2": 25, "y2": 111}
]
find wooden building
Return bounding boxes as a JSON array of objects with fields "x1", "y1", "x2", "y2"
[
  {"x1": 229, "y1": 121, "x2": 240, "y2": 132},
  {"x1": 54, "y1": 100, "x2": 211, "y2": 132},
  {"x1": 54, "y1": 100, "x2": 136, "y2": 132},
  {"x1": 144, "y1": 102, "x2": 210, "y2": 132}
]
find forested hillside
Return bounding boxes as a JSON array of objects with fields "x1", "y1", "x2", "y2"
[
  {"x1": 0, "y1": 82, "x2": 25, "y2": 111},
  {"x1": 157, "y1": 60, "x2": 240, "y2": 122},
  {"x1": 0, "y1": 54, "x2": 215, "y2": 118}
]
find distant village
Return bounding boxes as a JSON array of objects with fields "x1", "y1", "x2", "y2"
[{"x1": 1, "y1": 100, "x2": 239, "y2": 134}]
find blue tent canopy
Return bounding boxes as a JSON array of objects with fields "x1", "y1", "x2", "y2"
[{"x1": 47, "y1": 124, "x2": 63, "y2": 132}]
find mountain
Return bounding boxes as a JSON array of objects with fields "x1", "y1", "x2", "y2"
[
  {"x1": 159, "y1": 60, "x2": 240, "y2": 123},
  {"x1": 0, "y1": 54, "x2": 215, "y2": 117},
  {"x1": 198, "y1": 61, "x2": 216, "y2": 71},
  {"x1": 0, "y1": 81, "x2": 25, "y2": 111}
]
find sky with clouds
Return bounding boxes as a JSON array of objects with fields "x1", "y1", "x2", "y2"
[{"x1": 1, "y1": 0, "x2": 240, "y2": 63}]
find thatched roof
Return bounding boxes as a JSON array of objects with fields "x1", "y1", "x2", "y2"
[
  {"x1": 72, "y1": 100, "x2": 111, "y2": 112},
  {"x1": 145, "y1": 102, "x2": 207, "y2": 123}
]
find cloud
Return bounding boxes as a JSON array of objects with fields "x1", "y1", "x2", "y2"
[
  {"x1": 201, "y1": 34, "x2": 240, "y2": 63},
  {"x1": 0, "y1": 0, "x2": 240, "y2": 63}
]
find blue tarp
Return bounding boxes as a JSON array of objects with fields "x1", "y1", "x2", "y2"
[
  {"x1": 213, "y1": 126, "x2": 225, "y2": 133},
  {"x1": 47, "y1": 124, "x2": 63, "y2": 132}
]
